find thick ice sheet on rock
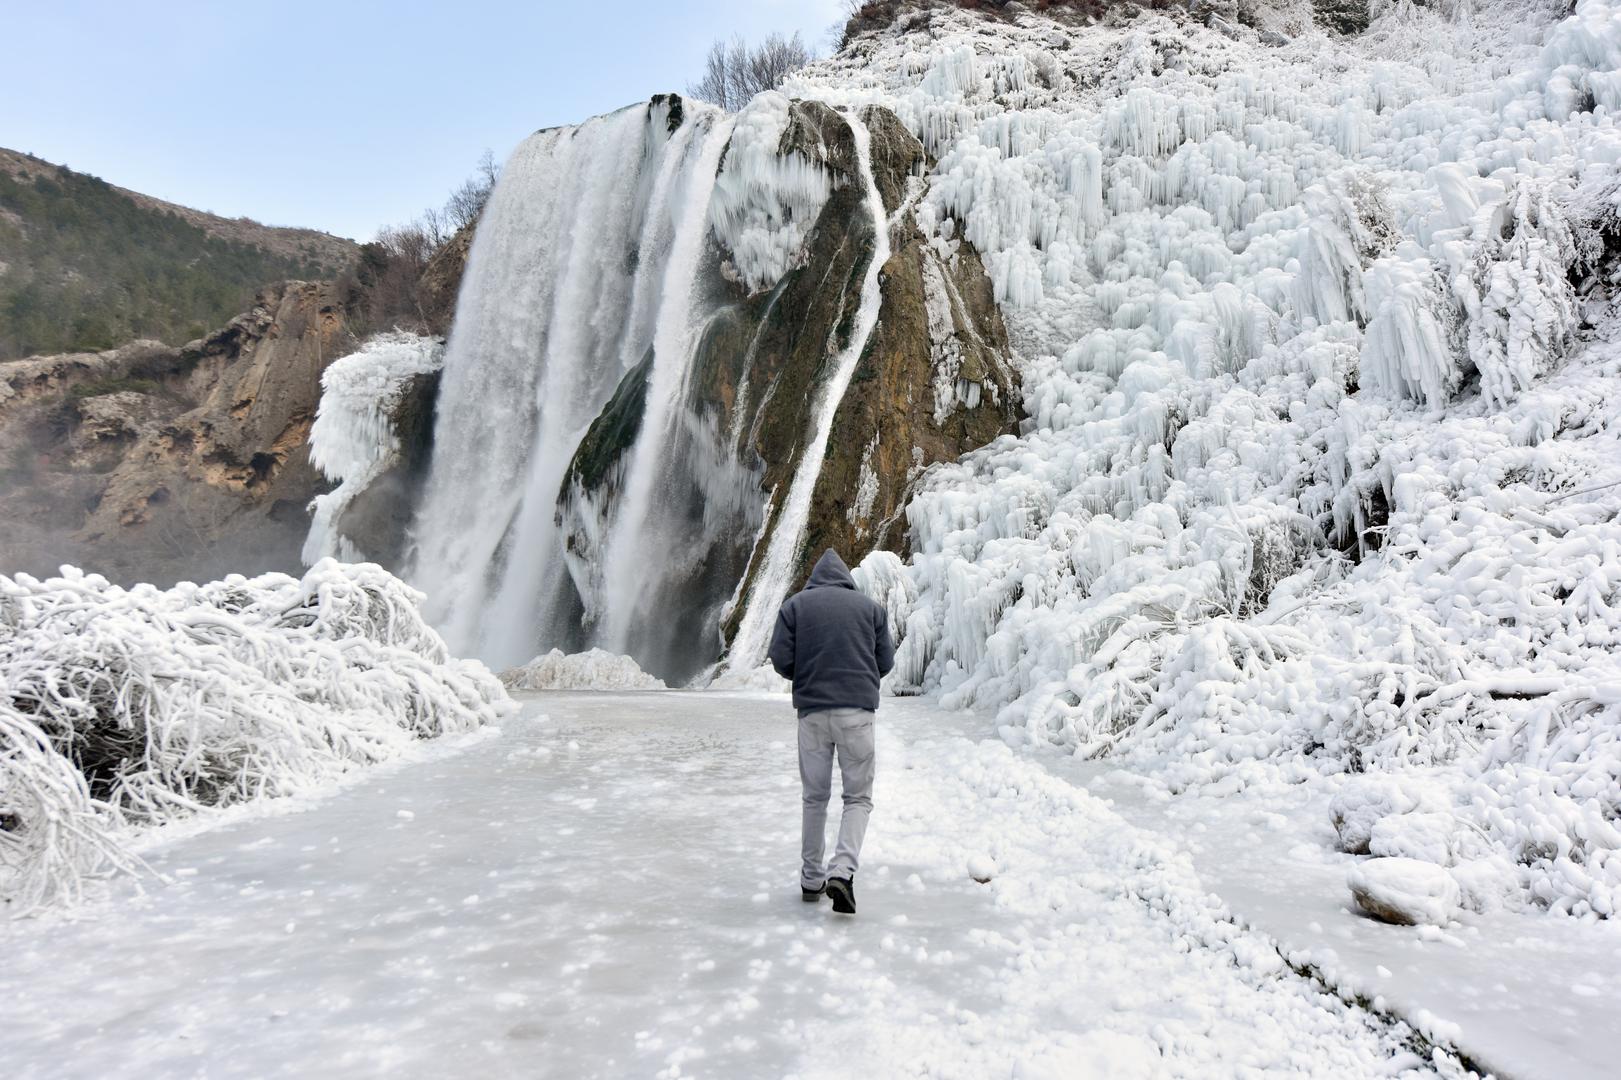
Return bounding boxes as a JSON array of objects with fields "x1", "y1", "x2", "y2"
[{"x1": 303, "y1": 332, "x2": 444, "y2": 565}]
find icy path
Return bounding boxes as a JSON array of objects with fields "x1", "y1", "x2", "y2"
[{"x1": 3, "y1": 693, "x2": 1461, "y2": 1079}]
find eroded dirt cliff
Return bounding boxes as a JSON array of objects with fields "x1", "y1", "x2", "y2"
[{"x1": 0, "y1": 281, "x2": 355, "y2": 584}]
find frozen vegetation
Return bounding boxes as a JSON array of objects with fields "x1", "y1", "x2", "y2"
[
  {"x1": 0, "y1": 560, "x2": 511, "y2": 912},
  {"x1": 763, "y1": 0, "x2": 1621, "y2": 921}
]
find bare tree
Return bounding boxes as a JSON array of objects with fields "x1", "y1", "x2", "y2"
[
  {"x1": 445, "y1": 149, "x2": 500, "y2": 232},
  {"x1": 354, "y1": 149, "x2": 503, "y2": 331},
  {"x1": 688, "y1": 32, "x2": 814, "y2": 112}
]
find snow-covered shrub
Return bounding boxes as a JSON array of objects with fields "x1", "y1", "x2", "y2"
[
  {"x1": 0, "y1": 560, "x2": 511, "y2": 914},
  {"x1": 1359, "y1": 245, "x2": 1463, "y2": 408},
  {"x1": 500, "y1": 648, "x2": 668, "y2": 691},
  {"x1": 1457, "y1": 179, "x2": 1579, "y2": 408},
  {"x1": 1294, "y1": 171, "x2": 1398, "y2": 327}
]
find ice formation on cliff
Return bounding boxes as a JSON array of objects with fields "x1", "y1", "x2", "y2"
[
  {"x1": 782, "y1": 0, "x2": 1621, "y2": 917},
  {"x1": 303, "y1": 332, "x2": 444, "y2": 564}
]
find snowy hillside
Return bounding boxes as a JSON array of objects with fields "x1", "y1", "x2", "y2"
[{"x1": 784, "y1": 0, "x2": 1621, "y2": 920}]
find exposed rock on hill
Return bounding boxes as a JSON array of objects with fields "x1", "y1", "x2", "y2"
[{"x1": 0, "y1": 281, "x2": 355, "y2": 584}]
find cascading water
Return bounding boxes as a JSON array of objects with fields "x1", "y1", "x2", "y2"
[
  {"x1": 723, "y1": 112, "x2": 893, "y2": 673},
  {"x1": 592, "y1": 114, "x2": 738, "y2": 658},
  {"x1": 405, "y1": 91, "x2": 876, "y2": 683},
  {"x1": 409, "y1": 98, "x2": 725, "y2": 668}
]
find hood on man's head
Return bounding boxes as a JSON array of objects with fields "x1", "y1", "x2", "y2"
[{"x1": 806, "y1": 548, "x2": 855, "y2": 590}]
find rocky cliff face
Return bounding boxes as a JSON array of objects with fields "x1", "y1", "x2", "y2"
[
  {"x1": 703, "y1": 101, "x2": 1020, "y2": 641},
  {"x1": 0, "y1": 281, "x2": 355, "y2": 584}
]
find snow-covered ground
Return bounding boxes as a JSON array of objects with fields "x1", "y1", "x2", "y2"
[
  {"x1": 9, "y1": 690, "x2": 1612, "y2": 1078},
  {"x1": 1062, "y1": 758, "x2": 1621, "y2": 1080}
]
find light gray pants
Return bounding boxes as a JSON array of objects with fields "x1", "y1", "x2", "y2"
[{"x1": 798, "y1": 707, "x2": 875, "y2": 888}]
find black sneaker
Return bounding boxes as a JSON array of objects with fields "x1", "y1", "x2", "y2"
[
  {"x1": 801, "y1": 883, "x2": 825, "y2": 902},
  {"x1": 826, "y1": 876, "x2": 856, "y2": 914}
]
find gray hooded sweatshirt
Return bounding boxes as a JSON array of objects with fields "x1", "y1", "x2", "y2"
[{"x1": 768, "y1": 549, "x2": 896, "y2": 716}]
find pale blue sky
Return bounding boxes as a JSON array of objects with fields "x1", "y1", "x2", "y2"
[{"x1": 5, "y1": 0, "x2": 843, "y2": 241}]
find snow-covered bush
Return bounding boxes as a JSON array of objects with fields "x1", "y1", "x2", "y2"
[
  {"x1": 500, "y1": 648, "x2": 668, "y2": 691},
  {"x1": 1458, "y1": 179, "x2": 1579, "y2": 408},
  {"x1": 1359, "y1": 246, "x2": 1462, "y2": 408},
  {"x1": 0, "y1": 560, "x2": 511, "y2": 914}
]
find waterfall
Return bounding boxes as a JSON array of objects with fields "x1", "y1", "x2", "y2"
[
  {"x1": 723, "y1": 112, "x2": 893, "y2": 673},
  {"x1": 592, "y1": 111, "x2": 739, "y2": 664},
  {"x1": 409, "y1": 99, "x2": 726, "y2": 668},
  {"x1": 399, "y1": 92, "x2": 882, "y2": 683}
]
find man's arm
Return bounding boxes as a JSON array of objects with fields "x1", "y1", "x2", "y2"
[
  {"x1": 768, "y1": 604, "x2": 796, "y2": 679},
  {"x1": 874, "y1": 605, "x2": 895, "y2": 678}
]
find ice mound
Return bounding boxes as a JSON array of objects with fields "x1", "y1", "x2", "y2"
[
  {"x1": 1348, "y1": 857, "x2": 1461, "y2": 926},
  {"x1": 0, "y1": 559, "x2": 512, "y2": 913},
  {"x1": 707, "y1": 663, "x2": 792, "y2": 694},
  {"x1": 303, "y1": 332, "x2": 445, "y2": 565},
  {"x1": 500, "y1": 649, "x2": 668, "y2": 691}
]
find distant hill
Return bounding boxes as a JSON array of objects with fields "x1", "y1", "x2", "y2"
[{"x1": 0, "y1": 148, "x2": 359, "y2": 360}]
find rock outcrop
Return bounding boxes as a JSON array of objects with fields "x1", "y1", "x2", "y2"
[
  {"x1": 696, "y1": 102, "x2": 1020, "y2": 642},
  {"x1": 541, "y1": 97, "x2": 1020, "y2": 668},
  {"x1": 0, "y1": 281, "x2": 355, "y2": 585},
  {"x1": 417, "y1": 223, "x2": 476, "y2": 336}
]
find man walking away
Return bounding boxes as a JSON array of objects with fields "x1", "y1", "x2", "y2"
[{"x1": 768, "y1": 548, "x2": 894, "y2": 915}]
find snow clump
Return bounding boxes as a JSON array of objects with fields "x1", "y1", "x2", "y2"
[
  {"x1": 500, "y1": 648, "x2": 668, "y2": 691},
  {"x1": 1348, "y1": 857, "x2": 1462, "y2": 926}
]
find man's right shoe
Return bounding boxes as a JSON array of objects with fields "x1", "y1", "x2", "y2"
[{"x1": 826, "y1": 876, "x2": 856, "y2": 914}]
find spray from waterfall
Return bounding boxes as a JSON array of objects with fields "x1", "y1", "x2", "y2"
[{"x1": 723, "y1": 111, "x2": 893, "y2": 673}]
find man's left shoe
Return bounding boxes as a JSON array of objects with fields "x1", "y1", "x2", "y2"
[
  {"x1": 826, "y1": 876, "x2": 856, "y2": 914},
  {"x1": 802, "y1": 883, "x2": 825, "y2": 902}
]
